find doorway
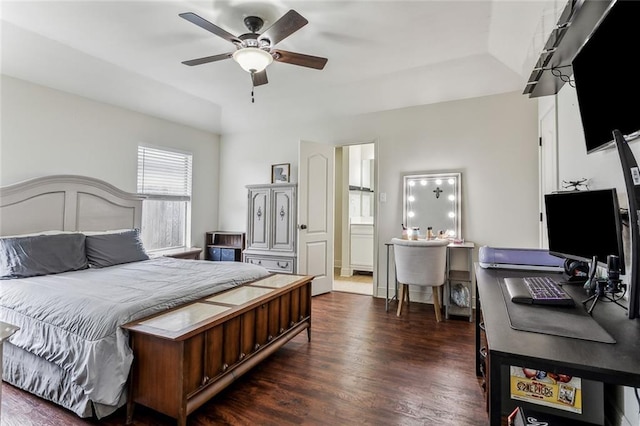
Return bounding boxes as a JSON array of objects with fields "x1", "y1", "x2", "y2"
[{"x1": 333, "y1": 142, "x2": 375, "y2": 295}]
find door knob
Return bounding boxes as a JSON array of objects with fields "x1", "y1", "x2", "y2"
[{"x1": 299, "y1": 224, "x2": 307, "y2": 229}]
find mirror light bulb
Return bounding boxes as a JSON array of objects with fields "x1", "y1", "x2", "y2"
[
  {"x1": 420, "y1": 180, "x2": 427, "y2": 186},
  {"x1": 448, "y1": 195, "x2": 455, "y2": 201},
  {"x1": 435, "y1": 179, "x2": 442, "y2": 185},
  {"x1": 408, "y1": 181, "x2": 416, "y2": 187},
  {"x1": 448, "y1": 212, "x2": 455, "y2": 218},
  {"x1": 448, "y1": 178, "x2": 455, "y2": 185},
  {"x1": 408, "y1": 196, "x2": 415, "y2": 202},
  {"x1": 408, "y1": 211, "x2": 415, "y2": 218}
]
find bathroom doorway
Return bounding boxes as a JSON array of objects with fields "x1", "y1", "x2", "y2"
[{"x1": 333, "y1": 142, "x2": 375, "y2": 295}]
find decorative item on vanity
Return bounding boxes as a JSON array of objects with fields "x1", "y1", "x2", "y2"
[
  {"x1": 411, "y1": 227, "x2": 419, "y2": 240},
  {"x1": 427, "y1": 227, "x2": 434, "y2": 240},
  {"x1": 400, "y1": 224, "x2": 419, "y2": 240}
]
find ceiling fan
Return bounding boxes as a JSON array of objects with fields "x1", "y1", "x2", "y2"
[{"x1": 179, "y1": 9, "x2": 328, "y2": 88}]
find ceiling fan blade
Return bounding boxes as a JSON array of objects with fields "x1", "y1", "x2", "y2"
[
  {"x1": 259, "y1": 10, "x2": 308, "y2": 46},
  {"x1": 182, "y1": 52, "x2": 234, "y2": 66},
  {"x1": 272, "y1": 50, "x2": 328, "y2": 70},
  {"x1": 179, "y1": 12, "x2": 241, "y2": 45},
  {"x1": 252, "y1": 70, "x2": 268, "y2": 86}
]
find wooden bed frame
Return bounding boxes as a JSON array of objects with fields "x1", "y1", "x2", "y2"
[
  {"x1": 0, "y1": 175, "x2": 312, "y2": 423},
  {"x1": 124, "y1": 273, "x2": 312, "y2": 426},
  {"x1": 0, "y1": 174, "x2": 144, "y2": 236}
]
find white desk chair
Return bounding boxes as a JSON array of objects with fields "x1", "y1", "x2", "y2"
[{"x1": 391, "y1": 238, "x2": 449, "y2": 321}]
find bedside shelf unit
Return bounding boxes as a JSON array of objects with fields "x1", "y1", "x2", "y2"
[
  {"x1": 162, "y1": 247, "x2": 203, "y2": 260},
  {"x1": 444, "y1": 242, "x2": 475, "y2": 321},
  {"x1": 205, "y1": 231, "x2": 246, "y2": 262}
]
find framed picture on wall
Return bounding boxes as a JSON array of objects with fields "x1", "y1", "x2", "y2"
[{"x1": 271, "y1": 163, "x2": 290, "y2": 183}]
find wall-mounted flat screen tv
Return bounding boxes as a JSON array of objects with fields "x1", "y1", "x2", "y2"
[{"x1": 571, "y1": 0, "x2": 640, "y2": 154}]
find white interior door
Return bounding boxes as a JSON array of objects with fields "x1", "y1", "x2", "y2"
[
  {"x1": 298, "y1": 140, "x2": 334, "y2": 295},
  {"x1": 539, "y1": 100, "x2": 559, "y2": 248}
]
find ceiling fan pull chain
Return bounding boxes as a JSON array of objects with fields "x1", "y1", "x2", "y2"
[{"x1": 250, "y1": 72, "x2": 256, "y2": 103}]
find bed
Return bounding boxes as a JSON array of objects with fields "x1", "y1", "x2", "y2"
[{"x1": 0, "y1": 175, "x2": 271, "y2": 419}]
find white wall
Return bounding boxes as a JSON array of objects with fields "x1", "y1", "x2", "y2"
[
  {"x1": 554, "y1": 82, "x2": 640, "y2": 426},
  {"x1": 218, "y1": 90, "x2": 540, "y2": 294},
  {"x1": 0, "y1": 75, "x2": 220, "y2": 250}
]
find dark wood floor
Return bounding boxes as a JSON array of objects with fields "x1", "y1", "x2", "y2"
[{"x1": 2, "y1": 292, "x2": 490, "y2": 425}]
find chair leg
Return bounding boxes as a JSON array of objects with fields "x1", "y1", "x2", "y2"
[
  {"x1": 397, "y1": 284, "x2": 406, "y2": 316},
  {"x1": 405, "y1": 285, "x2": 410, "y2": 304},
  {"x1": 433, "y1": 286, "x2": 442, "y2": 322}
]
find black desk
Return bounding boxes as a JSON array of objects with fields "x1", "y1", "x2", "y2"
[{"x1": 475, "y1": 265, "x2": 640, "y2": 425}]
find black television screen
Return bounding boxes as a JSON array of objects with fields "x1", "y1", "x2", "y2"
[
  {"x1": 571, "y1": 0, "x2": 640, "y2": 153},
  {"x1": 545, "y1": 189, "x2": 625, "y2": 274}
]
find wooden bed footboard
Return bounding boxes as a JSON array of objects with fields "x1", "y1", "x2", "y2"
[{"x1": 123, "y1": 274, "x2": 313, "y2": 426}]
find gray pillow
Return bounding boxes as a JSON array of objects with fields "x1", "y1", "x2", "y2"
[
  {"x1": 85, "y1": 229, "x2": 149, "y2": 268},
  {"x1": 0, "y1": 233, "x2": 88, "y2": 279}
]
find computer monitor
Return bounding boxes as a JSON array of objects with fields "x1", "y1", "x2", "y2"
[
  {"x1": 544, "y1": 189, "x2": 625, "y2": 275},
  {"x1": 571, "y1": 0, "x2": 640, "y2": 154}
]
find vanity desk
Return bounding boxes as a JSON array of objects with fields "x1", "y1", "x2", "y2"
[
  {"x1": 388, "y1": 170, "x2": 470, "y2": 316},
  {"x1": 385, "y1": 240, "x2": 474, "y2": 319}
]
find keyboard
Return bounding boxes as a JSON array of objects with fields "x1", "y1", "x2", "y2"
[{"x1": 505, "y1": 276, "x2": 575, "y2": 306}]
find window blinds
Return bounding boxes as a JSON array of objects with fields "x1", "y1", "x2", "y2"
[{"x1": 137, "y1": 146, "x2": 192, "y2": 200}]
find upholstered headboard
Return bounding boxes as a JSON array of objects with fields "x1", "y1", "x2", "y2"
[{"x1": 0, "y1": 175, "x2": 145, "y2": 236}]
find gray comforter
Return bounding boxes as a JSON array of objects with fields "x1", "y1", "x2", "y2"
[{"x1": 0, "y1": 257, "x2": 269, "y2": 417}]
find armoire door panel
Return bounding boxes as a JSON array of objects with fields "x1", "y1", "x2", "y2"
[
  {"x1": 271, "y1": 187, "x2": 295, "y2": 252},
  {"x1": 248, "y1": 189, "x2": 269, "y2": 249}
]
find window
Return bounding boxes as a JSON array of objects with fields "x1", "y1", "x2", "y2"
[{"x1": 137, "y1": 145, "x2": 193, "y2": 252}]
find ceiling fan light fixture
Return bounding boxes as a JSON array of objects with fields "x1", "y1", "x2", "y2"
[{"x1": 232, "y1": 47, "x2": 273, "y2": 73}]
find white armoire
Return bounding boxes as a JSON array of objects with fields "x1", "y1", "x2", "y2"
[{"x1": 243, "y1": 183, "x2": 297, "y2": 274}]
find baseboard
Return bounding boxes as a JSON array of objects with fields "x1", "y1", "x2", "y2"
[{"x1": 340, "y1": 267, "x2": 352, "y2": 277}]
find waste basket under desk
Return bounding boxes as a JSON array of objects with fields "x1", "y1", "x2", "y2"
[{"x1": 444, "y1": 242, "x2": 475, "y2": 321}]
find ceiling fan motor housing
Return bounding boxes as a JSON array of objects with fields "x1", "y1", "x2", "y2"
[
  {"x1": 238, "y1": 33, "x2": 270, "y2": 49},
  {"x1": 244, "y1": 16, "x2": 264, "y2": 33}
]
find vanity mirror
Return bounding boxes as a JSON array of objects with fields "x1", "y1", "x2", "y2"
[{"x1": 402, "y1": 172, "x2": 461, "y2": 239}]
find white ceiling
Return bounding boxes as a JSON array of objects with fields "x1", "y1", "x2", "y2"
[{"x1": 0, "y1": 0, "x2": 555, "y2": 134}]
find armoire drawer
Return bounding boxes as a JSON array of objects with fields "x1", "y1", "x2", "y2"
[{"x1": 244, "y1": 255, "x2": 295, "y2": 274}]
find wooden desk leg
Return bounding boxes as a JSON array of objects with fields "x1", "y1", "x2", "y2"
[
  {"x1": 386, "y1": 244, "x2": 390, "y2": 312},
  {"x1": 475, "y1": 286, "x2": 482, "y2": 377},
  {"x1": 488, "y1": 352, "x2": 503, "y2": 426}
]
